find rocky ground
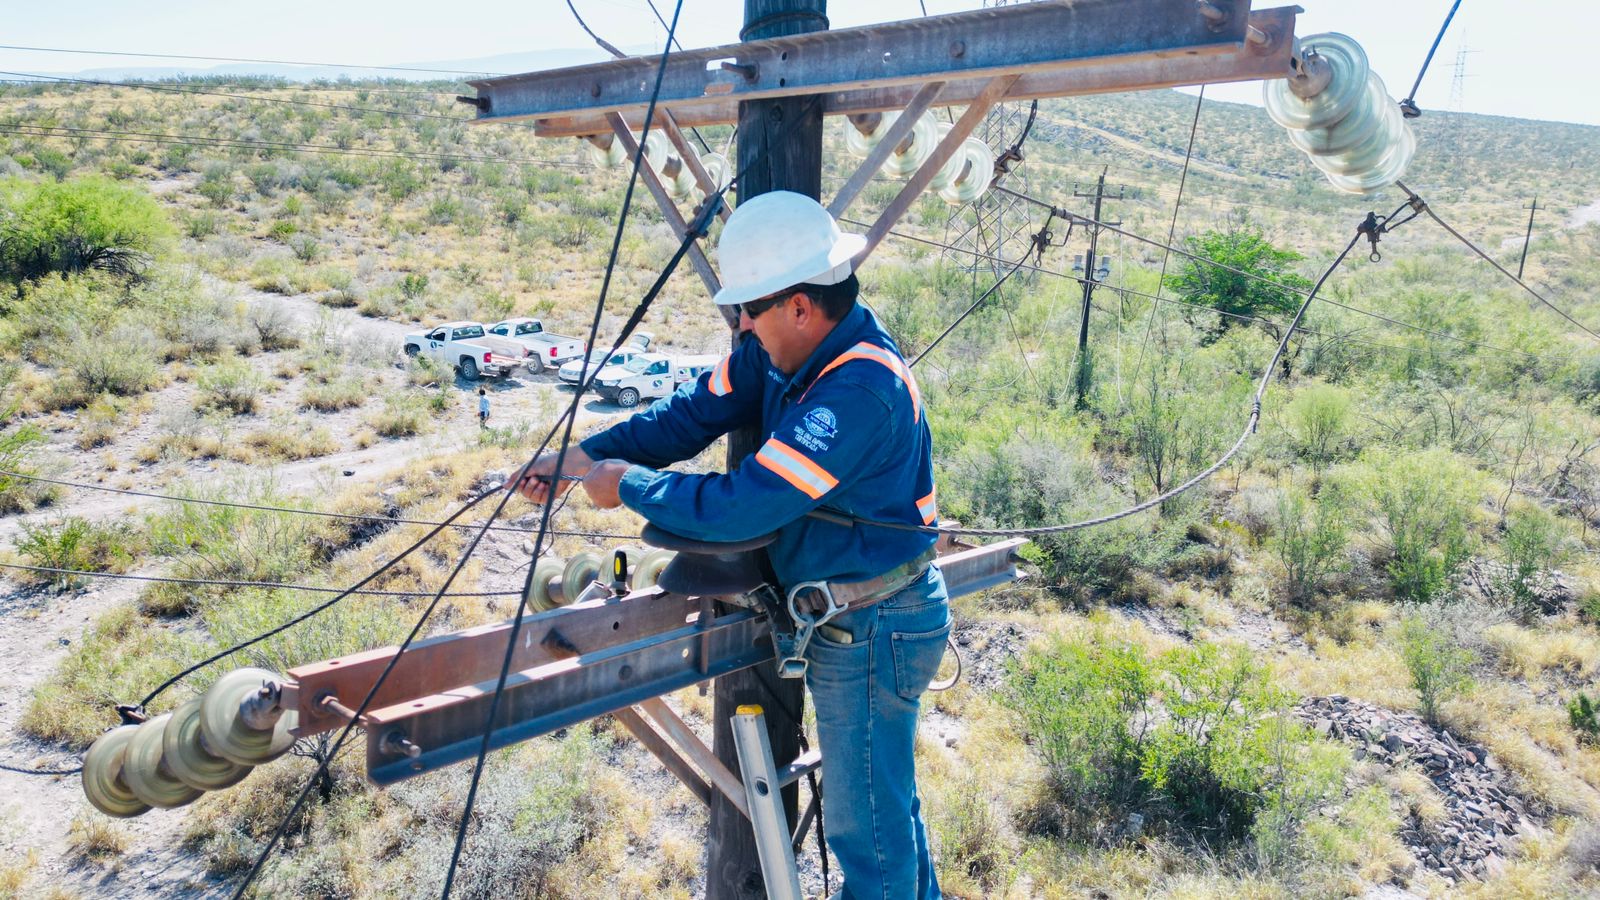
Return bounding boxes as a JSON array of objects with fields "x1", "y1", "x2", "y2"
[{"x1": 1296, "y1": 695, "x2": 1544, "y2": 887}]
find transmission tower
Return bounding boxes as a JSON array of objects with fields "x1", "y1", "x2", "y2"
[
  {"x1": 1445, "y1": 45, "x2": 1476, "y2": 167},
  {"x1": 941, "y1": 0, "x2": 1038, "y2": 278}
]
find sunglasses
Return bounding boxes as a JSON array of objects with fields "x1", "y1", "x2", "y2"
[{"x1": 737, "y1": 290, "x2": 799, "y2": 320}]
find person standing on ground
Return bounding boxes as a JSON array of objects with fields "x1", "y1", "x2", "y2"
[
  {"x1": 517, "y1": 191, "x2": 946, "y2": 899},
  {"x1": 478, "y1": 386, "x2": 489, "y2": 428}
]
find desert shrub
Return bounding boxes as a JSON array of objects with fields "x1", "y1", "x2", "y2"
[
  {"x1": 398, "y1": 271, "x2": 429, "y2": 300},
  {"x1": 1341, "y1": 447, "x2": 1483, "y2": 603},
  {"x1": 0, "y1": 175, "x2": 173, "y2": 284},
  {"x1": 949, "y1": 433, "x2": 1201, "y2": 601},
  {"x1": 928, "y1": 775, "x2": 1010, "y2": 893},
  {"x1": 66, "y1": 813, "x2": 129, "y2": 861},
  {"x1": 245, "y1": 300, "x2": 300, "y2": 351},
  {"x1": 301, "y1": 372, "x2": 369, "y2": 412},
  {"x1": 57, "y1": 323, "x2": 165, "y2": 401},
  {"x1": 0, "y1": 421, "x2": 57, "y2": 512},
  {"x1": 140, "y1": 487, "x2": 316, "y2": 615},
  {"x1": 1165, "y1": 219, "x2": 1313, "y2": 343},
  {"x1": 1397, "y1": 605, "x2": 1476, "y2": 724},
  {"x1": 75, "y1": 394, "x2": 127, "y2": 449},
  {"x1": 1271, "y1": 481, "x2": 1348, "y2": 607},
  {"x1": 1570, "y1": 693, "x2": 1600, "y2": 747},
  {"x1": 368, "y1": 391, "x2": 429, "y2": 437},
  {"x1": 1283, "y1": 381, "x2": 1354, "y2": 474},
  {"x1": 231, "y1": 421, "x2": 338, "y2": 463},
  {"x1": 194, "y1": 356, "x2": 268, "y2": 415},
  {"x1": 1005, "y1": 635, "x2": 1344, "y2": 855},
  {"x1": 1120, "y1": 358, "x2": 1246, "y2": 496},
  {"x1": 196, "y1": 163, "x2": 234, "y2": 207},
  {"x1": 1494, "y1": 501, "x2": 1571, "y2": 621},
  {"x1": 15, "y1": 516, "x2": 145, "y2": 590}
]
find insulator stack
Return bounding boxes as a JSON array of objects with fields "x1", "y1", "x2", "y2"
[
  {"x1": 845, "y1": 111, "x2": 940, "y2": 177},
  {"x1": 525, "y1": 548, "x2": 676, "y2": 612},
  {"x1": 82, "y1": 668, "x2": 296, "y2": 818},
  {"x1": 583, "y1": 134, "x2": 729, "y2": 203},
  {"x1": 1263, "y1": 32, "x2": 1415, "y2": 195}
]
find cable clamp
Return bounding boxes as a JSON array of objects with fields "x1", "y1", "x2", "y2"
[{"x1": 1357, "y1": 211, "x2": 1384, "y2": 262}]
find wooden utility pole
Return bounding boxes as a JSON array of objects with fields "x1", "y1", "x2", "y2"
[
  {"x1": 1517, "y1": 195, "x2": 1538, "y2": 280},
  {"x1": 706, "y1": 5, "x2": 825, "y2": 896},
  {"x1": 1072, "y1": 168, "x2": 1122, "y2": 410}
]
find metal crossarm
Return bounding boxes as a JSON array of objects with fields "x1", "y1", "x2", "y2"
[
  {"x1": 277, "y1": 540, "x2": 1025, "y2": 788},
  {"x1": 463, "y1": 2, "x2": 1297, "y2": 137}
]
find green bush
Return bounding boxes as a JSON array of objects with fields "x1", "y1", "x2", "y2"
[
  {"x1": 1005, "y1": 636, "x2": 1344, "y2": 854},
  {"x1": 1283, "y1": 382, "x2": 1353, "y2": 474},
  {"x1": 398, "y1": 272, "x2": 429, "y2": 300},
  {"x1": 368, "y1": 391, "x2": 429, "y2": 438},
  {"x1": 0, "y1": 175, "x2": 173, "y2": 284},
  {"x1": 1398, "y1": 605, "x2": 1476, "y2": 725},
  {"x1": 59, "y1": 323, "x2": 165, "y2": 401},
  {"x1": 140, "y1": 485, "x2": 316, "y2": 616},
  {"x1": 15, "y1": 516, "x2": 146, "y2": 590},
  {"x1": 1165, "y1": 218, "x2": 1313, "y2": 344},
  {"x1": 301, "y1": 372, "x2": 369, "y2": 412},
  {"x1": 1271, "y1": 481, "x2": 1348, "y2": 607},
  {"x1": 1570, "y1": 693, "x2": 1600, "y2": 747},
  {"x1": 1342, "y1": 447, "x2": 1483, "y2": 603},
  {"x1": 0, "y1": 421, "x2": 57, "y2": 513},
  {"x1": 194, "y1": 357, "x2": 268, "y2": 415},
  {"x1": 1495, "y1": 502, "x2": 1570, "y2": 621}
]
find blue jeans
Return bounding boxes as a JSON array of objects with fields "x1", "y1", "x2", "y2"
[{"x1": 804, "y1": 563, "x2": 949, "y2": 900}]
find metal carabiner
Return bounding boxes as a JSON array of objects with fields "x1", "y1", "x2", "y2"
[{"x1": 776, "y1": 581, "x2": 846, "y2": 678}]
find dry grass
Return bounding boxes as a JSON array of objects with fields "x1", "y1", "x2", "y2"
[
  {"x1": 1483, "y1": 622, "x2": 1600, "y2": 682},
  {"x1": 66, "y1": 813, "x2": 129, "y2": 862},
  {"x1": 1443, "y1": 680, "x2": 1600, "y2": 818},
  {"x1": 228, "y1": 421, "x2": 340, "y2": 463},
  {"x1": 0, "y1": 850, "x2": 37, "y2": 900}
]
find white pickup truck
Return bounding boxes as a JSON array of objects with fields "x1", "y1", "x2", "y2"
[
  {"x1": 592, "y1": 352, "x2": 719, "y2": 408},
  {"x1": 402, "y1": 322, "x2": 522, "y2": 380},
  {"x1": 485, "y1": 318, "x2": 587, "y2": 374},
  {"x1": 556, "y1": 332, "x2": 653, "y2": 386}
]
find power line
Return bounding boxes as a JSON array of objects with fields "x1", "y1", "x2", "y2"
[
  {"x1": 0, "y1": 70, "x2": 472, "y2": 121},
  {"x1": 990, "y1": 184, "x2": 1571, "y2": 362},
  {"x1": 1402, "y1": 0, "x2": 1464, "y2": 116},
  {"x1": 1132, "y1": 85, "x2": 1204, "y2": 387},
  {"x1": 0, "y1": 469, "x2": 635, "y2": 539},
  {"x1": 0, "y1": 74, "x2": 459, "y2": 96},
  {"x1": 0, "y1": 562, "x2": 520, "y2": 597},
  {"x1": 0, "y1": 43, "x2": 503, "y2": 78},
  {"x1": 1396, "y1": 182, "x2": 1600, "y2": 346}
]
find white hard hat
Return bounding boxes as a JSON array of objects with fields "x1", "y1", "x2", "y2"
[{"x1": 712, "y1": 191, "x2": 867, "y2": 306}]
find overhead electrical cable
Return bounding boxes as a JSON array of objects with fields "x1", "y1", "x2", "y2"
[
  {"x1": 0, "y1": 469, "x2": 634, "y2": 539},
  {"x1": 1131, "y1": 85, "x2": 1204, "y2": 386}
]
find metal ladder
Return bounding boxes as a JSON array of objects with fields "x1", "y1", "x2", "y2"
[{"x1": 730, "y1": 704, "x2": 811, "y2": 900}]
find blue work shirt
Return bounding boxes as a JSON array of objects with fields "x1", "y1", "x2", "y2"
[{"x1": 579, "y1": 303, "x2": 938, "y2": 590}]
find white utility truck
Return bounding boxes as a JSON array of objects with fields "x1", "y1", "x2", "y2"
[
  {"x1": 592, "y1": 352, "x2": 719, "y2": 408},
  {"x1": 557, "y1": 332, "x2": 654, "y2": 386},
  {"x1": 485, "y1": 318, "x2": 587, "y2": 374}
]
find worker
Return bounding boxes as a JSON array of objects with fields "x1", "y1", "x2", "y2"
[{"x1": 517, "y1": 190, "x2": 946, "y2": 899}]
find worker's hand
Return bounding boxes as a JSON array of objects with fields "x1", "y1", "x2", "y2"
[
  {"x1": 582, "y1": 459, "x2": 630, "y2": 509},
  {"x1": 514, "y1": 448, "x2": 595, "y2": 505}
]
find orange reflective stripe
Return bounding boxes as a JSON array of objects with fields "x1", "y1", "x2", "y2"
[
  {"x1": 708, "y1": 357, "x2": 733, "y2": 396},
  {"x1": 755, "y1": 438, "x2": 838, "y2": 500},
  {"x1": 916, "y1": 488, "x2": 937, "y2": 524},
  {"x1": 803, "y1": 342, "x2": 923, "y2": 422}
]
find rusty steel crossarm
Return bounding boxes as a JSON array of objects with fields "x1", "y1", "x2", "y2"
[
  {"x1": 341, "y1": 538, "x2": 1025, "y2": 786},
  {"x1": 606, "y1": 114, "x2": 727, "y2": 309},
  {"x1": 363, "y1": 609, "x2": 771, "y2": 786},
  {"x1": 281, "y1": 586, "x2": 701, "y2": 737},
  {"x1": 464, "y1": 2, "x2": 1296, "y2": 137},
  {"x1": 658, "y1": 112, "x2": 732, "y2": 225}
]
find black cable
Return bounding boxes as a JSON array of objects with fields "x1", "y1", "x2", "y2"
[
  {"x1": 0, "y1": 469, "x2": 633, "y2": 539},
  {"x1": 987, "y1": 184, "x2": 1564, "y2": 362},
  {"x1": 566, "y1": 0, "x2": 715, "y2": 156},
  {"x1": 910, "y1": 221, "x2": 1043, "y2": 368},
  {"x1": 140, "y1": 484, "x2": 499, "y2": 711},
  {"x1": 0, "y1": 562, "x2": 519, "y2": 597},
  {"x1": 1395, "y1": 182, "x2": 1600, "y2": 346},
  {"x1": 1132, "y1": 84, "x2": 1204, "y2": 387},
  {"x1": 565, "y1": 0, "x2": 629, "y2": 59},
  {"x1": 1403, "y1": 0, "x2": 1464, "y2": 113},
  {"x1": 0, "y1": 43, "x2": 503, "y2": 77},
  {"x1": 442, "y1": 4, "x2": 686, "y2": 894}
]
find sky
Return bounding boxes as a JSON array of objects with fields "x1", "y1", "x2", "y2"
[{"x1": 2, "y1": 0, "x2": 1598, "y2": 127}]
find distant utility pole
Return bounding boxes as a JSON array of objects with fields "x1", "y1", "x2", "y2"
[
  {"x1": 1072, "y1": 167, "x2": 1122, "y2": 410},
  {"x1": 1517, "y1": 195, "x2": 1539, "y2": 280}
]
